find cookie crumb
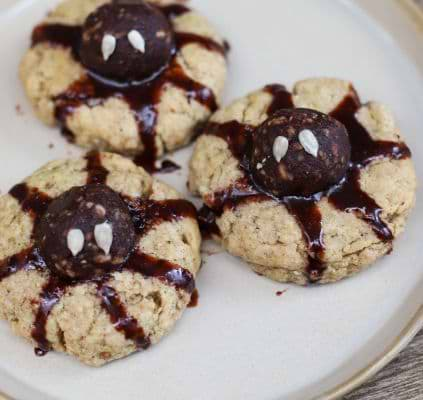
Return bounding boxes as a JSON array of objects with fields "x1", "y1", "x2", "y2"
[
  {"x1": 187, "y1": 288, "x2": 199, "y2": 308},
  {"x1": 276, "y1": 290, "x2": 287, "y2": 297},
  {"x1": 15, "y1": 104, "x2": 24, "y2": 115}
]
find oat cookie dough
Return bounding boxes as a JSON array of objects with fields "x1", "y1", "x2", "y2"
[
  {"x1": 189, "y1": 78, "x2": 416, "y2": 285},
  {"x1": 19, "y1": 0, "x2": 228, "y2": 172},
  {"x1": 0, "y1": 151, "x2": 201, "y2": 366}
]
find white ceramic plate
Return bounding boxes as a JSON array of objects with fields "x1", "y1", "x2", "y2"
[{"x1": 0, "y1": 1, "x2": 422, "y2": 399}]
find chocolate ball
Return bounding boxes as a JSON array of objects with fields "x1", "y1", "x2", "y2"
[
  {"x1": 79, "y1": 2, "x2": 175, "y2": 81},
  {"x1": 34, "y1": 185, "x2": 136, "y2": 279},
  {"x1": 250, "y1": 108, "x2": 351, "y2": 197}
]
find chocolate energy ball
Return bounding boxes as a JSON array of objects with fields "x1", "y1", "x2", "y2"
[
  {"x1": 250, "y1": 108, "x2": 351, "y2": 197},
  {"x1": 34, "y1": 184, "x2": 136, "y2": 280},
  {"x1": 79, "y1": 2, "x2": 175, "y2": 82}
]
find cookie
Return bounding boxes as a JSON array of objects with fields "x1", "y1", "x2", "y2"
[
  {"x1": 19, "y1": 0, "x2": 228, "y2": 172},
  {"x1": 0, "y1": 151, "x2": 201, "y2": 366},
  {"x1": 189, "y1": 78, "x2": 417, "y2": 285}
]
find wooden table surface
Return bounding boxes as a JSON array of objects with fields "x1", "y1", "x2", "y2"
[{"x1": 346, "y1": 330, "x2": 423, "y2": 399}]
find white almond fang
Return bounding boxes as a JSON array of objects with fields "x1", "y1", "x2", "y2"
[
  {"x1": 128, "y1": 30, "x2": 146, "y2": 53},
  {"x1": 102, "y1": 34, "x2": 116, "y2": 61},
  {"x1": 272, "y1": 136, "x2": 289, "y2": 162},
  {"x1": 67, "y1": 229, "x2": 85, "y2": 257},
  {"x1": 299, "y1": 129, "x2": 319, "y2": 157},
  {"x1": 94, "y1": 222, "x2": 113, "y2": 255}
]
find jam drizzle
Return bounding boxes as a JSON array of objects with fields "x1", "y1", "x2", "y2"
[
  {"x1": 31, "y1": 24, "x2": 81, "y2": 56},
  {"x1": 197, "y1": 205, "x2": 220, "y2": 238},
  {"x1": 328, "y1": 95, "x2": 410, "y2": 242},
  {"x1": 188, "y1": 288, "x2": 199, "y2": 308},
  {"x1": 9, "y1": 183, "x2": 52, "y2": 221},
  {"x1": 124, "y1": 196, "x2": 197, "y2": 235},
  {"x1": 125, "y1": 252, "x2": 195, "y2": 293},
  {"x1": 201, "y1": 85, "x2": 411, "y2": 282},
  {"x1": 98, "y1": 283, "x2": 151, "y2": 349},
  {"x1": 85, "y1": 150, "x2": 109, "y2": 185},
  {"x1": 32, "y1": 276, "x2": 67, "y2": 356},
  {"x1": 160, "y1": 4, "x2": 191, "y2": 19},
  {"x1": 265, "y1": 84, "x2": 294, "y2": 115},
  {"x1": 0, "y1": 155, "x2": 197, "y2": 355},
  {"x1": 0, "y1": 247, "x2": 46, "y2": 281},
  {"x1": 31, "y1": 4, "x2": 227, "y2": 173},
  {"x1": 283, "y1": 195, "x2": 325, "y2": 281}
]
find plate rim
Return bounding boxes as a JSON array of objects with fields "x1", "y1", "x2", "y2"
[
  {"x1": 318, "y1": 2, "x2": 423, "y2": 397},
  {"x1": 0, "y1": 0, "x2": 422, "y2": 399},
  {"x1": 315, "y1": 305, "x2": 423, "y2": 400},
  {"x1": 1, "y1": 312, "x2": 421, "y2": 400}
]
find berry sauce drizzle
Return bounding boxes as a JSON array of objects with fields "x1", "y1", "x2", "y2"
[
  {"x1": 31, "y1": 4, "x2": 228, "y2": 174},
  {"x1": 160, "y1": 4, "x2": 191, "y2": 18},
  {"x1": 32, "y1": 276, "x2": 67, "y2": 356},
  {"x1": 0, "y1": 152, "x2": 196, "y2": 355},
  {"x1": 200, "y1": 84, "x2": 411, "y2": 283},
  {"x1": 98, "y1": 284, "x2": 151, "y2": 350},
  {"x1": 124, "y1": 196, "x2": 197, "y2": 235},
  {"x1": 188, "y1": 288, "x2": 199, "y2": 308},
  {"x1": 85, "y1": 150, "x2": 109, "y2": 184},
  {"x1": 328, "y1": 95, "x2": 410, "y2": 242},
  {"x1": 9, "y1": 183, "x2": 52, "y2": 220}
]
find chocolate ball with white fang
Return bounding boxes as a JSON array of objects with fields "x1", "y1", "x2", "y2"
[
  {"x1": 250, "y1": 108, "x2": 351, "y2": 197},
  {"x1": 79, "y1": 2, "x2": 175, "y2": 81},
  {"x1": 34, "y1": 184, "x2": 136, "y2": 279}
]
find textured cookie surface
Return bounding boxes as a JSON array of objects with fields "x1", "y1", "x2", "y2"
[
  {"x1": 0, "y1": 152, "x2": 201, "y2": 366},
  {"x1": 189, "y1": 78, "x2": 417, "y2": 285},
  {"x1": 19, "y1": 0, "x2": 227, "y2": 170}
]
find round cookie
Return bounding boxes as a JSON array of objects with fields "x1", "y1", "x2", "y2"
[
  {"x1": 189, "y1": 78, "x2": 417, "y2": 285},
  {"x1": 0, "y1": 151, "x2": 201, "y2": 366},
  {"x1": 20, "y1": 0, "x2": 228, "y2": 172}
]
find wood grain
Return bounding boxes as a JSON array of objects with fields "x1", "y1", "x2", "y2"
[{"x1": 346, "y1": 329, "x2": 423, "y2": 399}]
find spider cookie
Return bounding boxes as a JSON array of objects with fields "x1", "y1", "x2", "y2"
[
  {"x1": 0, "y1": 152, "x2": 201, "y2": 366},
  {"x1": 20, "y1": 0, "x2": 228, "y2": 172},
  {"x1": 189, "y1": 78, "x2": 416, "y2": 285}
]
